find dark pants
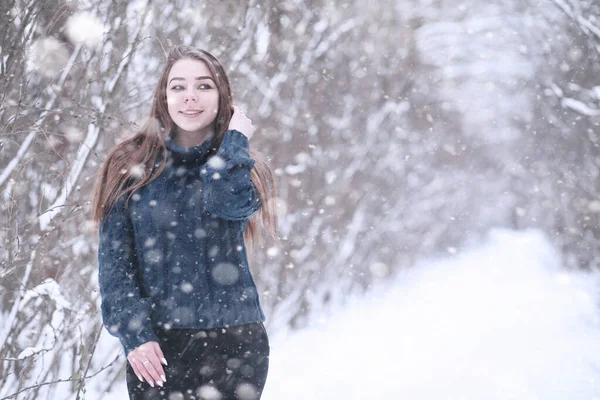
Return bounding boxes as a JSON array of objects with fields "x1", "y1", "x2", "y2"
[{"x1": 126, "y1": 322, "x2": 270, "y2": 400}]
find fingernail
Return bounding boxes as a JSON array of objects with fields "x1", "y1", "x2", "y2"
[
  {"x1": 162, "y1": 358, "x2": 168, "y2": 365},
  {"x1": 137, "y1": 375, "x2": 143, "y2": 382},
  {"x1": 156, "y1": 380, "x2": 163, "y2": 387},
  {"x1": 161, "y1": 374, "x2": 167, "y2": 383},
  {"x1": 149, "y1": 381, "x2": 154, "y2": 388}
]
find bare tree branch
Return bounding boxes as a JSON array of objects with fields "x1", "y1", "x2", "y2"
[{"x1": 0, "y1": 44, "x2": 82, "y2": 189}]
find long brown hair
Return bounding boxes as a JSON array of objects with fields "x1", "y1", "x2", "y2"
[{"x1": 91, "y1": 46, "x2": 278, "y2": 248}]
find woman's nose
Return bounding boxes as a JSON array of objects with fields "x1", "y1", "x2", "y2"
[{"x1": 184, "y1": 90, "x2": 198, "y2": 102}]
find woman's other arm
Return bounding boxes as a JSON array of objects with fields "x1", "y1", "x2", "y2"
[{"x1": 97, "y1": 194, "x2": 159, "y2": 355}]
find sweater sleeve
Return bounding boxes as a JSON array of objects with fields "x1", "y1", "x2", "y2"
[
  {"x1": 201, "y1": 129, "x2": 262, "y2": 221},
  {"x1": 97, "y1": 193, "x2": 159, "y2": 356}
]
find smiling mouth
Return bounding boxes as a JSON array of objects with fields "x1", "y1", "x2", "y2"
[{"x1": 180, "y1": 110, "x2": 202, "y2": 116}]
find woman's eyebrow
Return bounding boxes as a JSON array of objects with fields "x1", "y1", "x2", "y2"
[{"x1": 168, "y1": 76, "x2": 214, "y2": 84}]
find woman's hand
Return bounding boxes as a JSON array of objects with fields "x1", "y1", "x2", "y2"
[
  {"x1": 228, "y1": 105, "x2": 255, "y2": 139},
  {"x1": 127, "y1": 341, "x2": 168, "y2": 388}
]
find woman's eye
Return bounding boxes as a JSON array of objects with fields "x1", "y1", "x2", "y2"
[
  {"x1": 171, "y1": 85, "x2": 184, "y2": 90},
  {"x1": 198, "y1": 84, "x2": 211, "y2": 90}
]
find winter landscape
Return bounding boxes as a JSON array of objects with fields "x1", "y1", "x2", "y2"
[{"x1": 2, "y1": 0, "x2": 600, "y2": 399}]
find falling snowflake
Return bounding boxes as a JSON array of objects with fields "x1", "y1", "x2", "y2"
[
  {"x1": 211, "y1": 263, "x2": 239, "y2": 285},
  {"x1": 208, "y1": 156, "x2": 225, "y2": 170},
  {"x1": 26, "y1": 38, "x2": 69, "y2": 78},
  {"x1": 181, "y1": 282, "x2": 194, "y2": 293},
  {"x1": 235, "y1": 382, "x2": 259, "y2": 400},
  {"x1": 130, "y1": 163, "x2": 145, "y2": 179},
  {"x1": 369, "y1": 262, "x2": 389, "y2": 279},
  {"x1": 196, "y1": 385, "x2": 222, "y2": 400},
  {"x1": 266, "y1": 247, "x2": 279, "y2": 257},
  {"x1": 64, "y1": 12, "x2": 104, "y2": 48}
]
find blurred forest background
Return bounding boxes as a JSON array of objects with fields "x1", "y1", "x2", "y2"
[{"x1": 1, "y1": 0, "x2": 599, "y2": 398}]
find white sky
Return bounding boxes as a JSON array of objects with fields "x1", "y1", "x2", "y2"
[{"x1": 99, "y1": 229, "x2": 600, "y2": 399}]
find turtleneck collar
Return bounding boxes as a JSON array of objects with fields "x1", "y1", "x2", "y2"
[{"x1": 164, "y1": 132, "x2": 216, "y2": 167}]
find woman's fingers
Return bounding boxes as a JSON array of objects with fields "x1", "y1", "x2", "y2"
[
  {"x1": 127, "y1": 342, "x2": 167, "y2": 387},
  {"x1": 229, "y1": 105, "x2": 255, "y2": 138},
  {"x1": 139, "y1": 352, "x2": 165, "y2": 387},
  {"x1": 129, "y1": 359, "x2": 144, "y2": 383},
  {"x1": 127, "y1": 353, "x2": 146, "y2": 383},
  {"x1": 152, "y1": 341, "x2": 168, "y2": 366},
  {"x1": 132, "y1": 358, "x2": 156, "y2": 387}
]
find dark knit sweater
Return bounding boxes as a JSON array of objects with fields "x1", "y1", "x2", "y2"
[{"x1": 97, "y1": 129, "x2": 264, "y2": 356}]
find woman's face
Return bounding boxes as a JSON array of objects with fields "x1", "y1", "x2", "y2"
[{"x1": 166, "y1": 58, "x2": 220, "y2": 138}]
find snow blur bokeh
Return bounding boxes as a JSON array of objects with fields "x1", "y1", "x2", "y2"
[
  {"x1": 211, "y1": 262, "x2": 240, "y2": 286},
  {"x1": 64, "y1": 12, "x2": 104, "y2": 49},
  {"x1": 26, "y1": 38, "x2": 70, "y2": 78},
  {"x1": 207, "y1": 156, "x2": 226, "y2": 170}
]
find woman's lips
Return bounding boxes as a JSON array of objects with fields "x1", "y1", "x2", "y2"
[{"x1": 180, "y1": 110, "x2": 202, "y2": 118}]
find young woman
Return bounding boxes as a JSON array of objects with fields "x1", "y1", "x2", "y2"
[{"x1": 92, "y1": 46, "x2": 277, "y2": 400}]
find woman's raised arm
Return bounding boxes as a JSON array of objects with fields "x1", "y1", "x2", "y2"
[{"x1": 201, "y1": 129, "x2": 262, "y2": 220}]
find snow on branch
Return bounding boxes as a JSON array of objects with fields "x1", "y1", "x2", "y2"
[
  {"x1": 39, "y1": 1, "x2": 152, "y2": 232},
  {"x1": 312, "y1": 18, "x2": 358, "y2": 60},
  {"x1": 0, "y1": 45, "x2": 82, "y2": 189},
  {"x1": 38, "y1": 122, "x2": 100, "y2": 231},
  {"x1": 561, "y1": 97, "x2": 600, "y2": 116},
  {"x1": 0, "y1": 251, "x2": 36, "y2": 351},
  {"x1": 552, "y1": 0, "x2": 600, "y2": 41}
]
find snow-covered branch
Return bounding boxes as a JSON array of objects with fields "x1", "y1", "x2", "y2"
[
  {"x1": 0, "y1": 45, "x2": 82, "y2": 189},
  {"x1": 561, "y1": 97, "x2": 600, "y2": 116},
  {"x1": 38, "y1": 2, "x2": 152, "y2": 231},
  {"x1": 552, "y1": 0, "x2": 600, "y2": 41},
  {"x1": 0, "y1": 250, "x2": 35, "y2": 353}
]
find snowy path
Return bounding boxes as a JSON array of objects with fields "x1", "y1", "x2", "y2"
[{"x1": 262, "y1": 229, "x2": 600, "y2": 400}]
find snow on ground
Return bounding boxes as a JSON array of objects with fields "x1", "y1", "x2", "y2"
[
  {"x1": 262, "y1": 229, "x2": 600, "y2": 400},
  {"x1": 101, "y1": 229, "x2": 600, "y2": 399}
]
